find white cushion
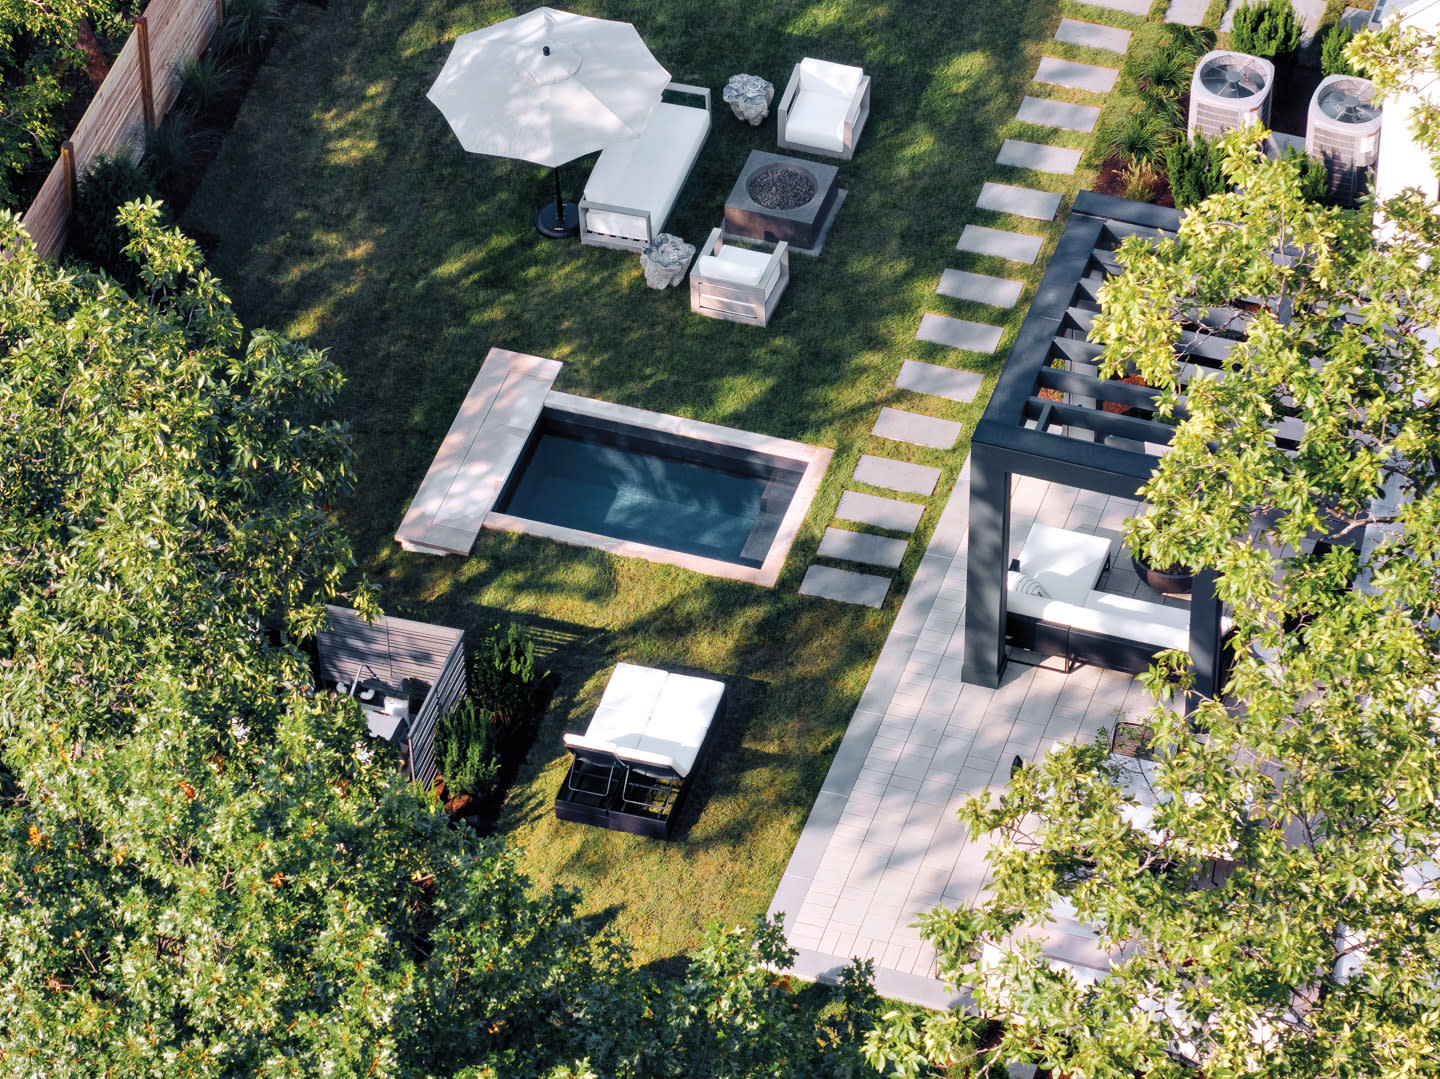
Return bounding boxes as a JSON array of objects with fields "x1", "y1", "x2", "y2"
[
  {"x1": 1006, "y1": 570, "x2": 1051, "y2": 598},
  {"x1": 798, "y1": 58, "x2": 863, "y2": 98},
  {"x1": 579, "y1": 664, "x2": 725, "y2": 781},
  {"x1": 1015, "y1": 524, "x2": 1111, "y2": 605},
  {"x1": 634, "y1": 672, "x2": 725, "y2": 778},
  {"x1": 785, "y1": 93, "x2": 847, "y2": 152},
  {"x1": 583, "y1": 101, "x2": 710, "y2": 239},
  {"x1": 1007, "y1": 591, "x2": 1189, "y2": 651},
  {"x1": 1083, "y1": 591, "x2": 1191, "y2": 632},
  {"x1": 695, "y1": 245, "x2": 771, "y2": 286},
  {"x1": 585, "y1": 663, "x2": 666, "y2": 747}
]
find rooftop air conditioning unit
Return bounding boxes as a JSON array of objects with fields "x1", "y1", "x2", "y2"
[
  {"x1": 1306, "y1": 74, "x2": 1382, "y2": 204},
  {"x1": 1187, "y1": 51, "x2": 1275, "y2": 141}
]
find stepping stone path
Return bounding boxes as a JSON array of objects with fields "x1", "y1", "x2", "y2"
[
  {"x1": 917, "y1": 312, "x2": 1004, "y2": 353},
  {"x1": 802, "y1": 8, "x2": 1132, "y2": 611},
  {"x1": 853, "y1": 454, "x2": 941, "y2": 496},
  {"x1": 976, "y1": 182, "x2": 1063, "y2": 222},
  {"x1": 1165, "y1": 0, "x2": 1208, "y2": 22},
  {"x1": 817, "y1": 527, "x2": 910, "y2": 569},
  {"x1": 798, "y1": 564, "x2": 891, "y2": 607},
  {"x1": 938, "y1": 268, "x2": 1024, "y2": 308},
  {"x1": 836, "y1": 490, "x2": 925, "y2": 533},
  {"x1": 872, "y1": 406, "x2": 963, "y2": 450},
  {"x1": 957, "y1": 224, "x2": 1044, "y2": 263},
  {"x1": 896, "y1": 359, "x2": 982, "y2": 403},
  {"x1": 997, "y1": 138, "x2": 1082, "y2": 175},
  {"x1": 1034, "y1": 56, "x2": 1119, "y2": 94},
  {"x1": 1054, "y1": 18, "x2": 1132, "y2": 53},
  {"x1": 1016, "y1": 96, "x2": 1100, "y2": 133}
]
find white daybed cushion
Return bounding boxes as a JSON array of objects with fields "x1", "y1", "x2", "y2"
[
  {"x1": 694, "y1": 245, "x2": 772, "y2": 287},
  {"x1": 630, "y1": 671, "x2": 725, "y2": 778},
  {"x1": 583, "y1": 102, "x2": 710, "y2": 241},
  {"x1": 1006, "y1": 591, "x2": 1189, "y2": 651},
  {"x1": 1015, "y1": 524, "x2": 1111, "y2": 605},
  {"x1": 585, "y1": 662, "x2": 667, "y2": 750},
  {"x1": 799, "y1": 58, "x2": 863, "y2": 98}
]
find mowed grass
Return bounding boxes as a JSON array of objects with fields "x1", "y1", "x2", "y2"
[{"x1": 185, "y1": 0, "x2": 1095, "y2": 967}]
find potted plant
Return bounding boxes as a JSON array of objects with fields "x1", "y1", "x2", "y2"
[{"x1": 1129, "y1": 549, "x2": 1194, "y2": 595}]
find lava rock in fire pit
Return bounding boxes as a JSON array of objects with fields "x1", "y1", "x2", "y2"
[{"x1": 746, "y1": 164, "x2": 818, "y2": 211}]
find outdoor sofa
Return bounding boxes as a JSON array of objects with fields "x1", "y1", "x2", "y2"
[
  {"x1": 555, "y1": 662, "x2": 725, "y2": 839},
  {"x1": 1005, "y1": 523, "x2": 1194, "y2": 674},
  {"x1": 578, "y1": 82, "x2": 711, "y2": 251}
]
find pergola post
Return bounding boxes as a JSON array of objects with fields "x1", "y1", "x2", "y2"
[
  {"x1": 1187, "y1": 567, "x2": 1225, "y2": 712},
  {"x1": 962, "y1": 442, "x2": 1010, "y2": 689}
]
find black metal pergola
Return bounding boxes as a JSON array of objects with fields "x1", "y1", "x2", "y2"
[{"x1": 960, "y1": 191, "x2": 1231, "y2": 695}]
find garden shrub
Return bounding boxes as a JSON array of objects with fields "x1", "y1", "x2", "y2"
[
  {"x1": 436, "y1": 697, "x2": 499, "y2": 800},
  {"x1": 1284, "y1": 144, "x2": 1332, "y2": 202},
  {"x1": 71, "y1": 153, "x2": 162, "y2": 282},
  {"x1": 143, "y1": 110, "x2": 200, "y2": 195},
  {"x1": 1165, "y1": 132, "x2": 1228, "y2": 208},
  {"x1": 1321, "y1": 22, "x2": 1357, "y2": 76},
  {"x1": 1231, "y1": 0, "x2": 1303, "y2": 65},
  {"x1": 176, "y1": 52, "x2": 232, "y2": 114},
  {"x1": 1109, "y1": 109, "x2": 1172, "y2": 167},
  {"x1": 217, "y1": 0, "x2": 280, "y2": 56},
  {"x1": 471, "y1": 622, "x2": 548, "y2": 731}
]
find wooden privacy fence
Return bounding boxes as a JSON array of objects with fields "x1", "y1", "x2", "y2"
[{"x1": 21, "y1": 0, "x2": 223, "y2": 257}]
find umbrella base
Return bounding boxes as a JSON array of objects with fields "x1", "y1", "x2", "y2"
[{"x1": 535, "y1": 201, "x2": 581, "y2": 239}]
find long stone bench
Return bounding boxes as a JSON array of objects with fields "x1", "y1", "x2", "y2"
[{"x1": 578, "y1": 82, "x2": 711, "y2": 251}]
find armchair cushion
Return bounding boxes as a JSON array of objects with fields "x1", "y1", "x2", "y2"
[
  {"x1": 694, "y1": 245, "x2": 772, "y2": 286},
  {"x1": 799, "y1": 57, "x2": 863, "y2": 98},
  {"x1": 784, "y1": 93, "x2": 850, "y2": 154}
]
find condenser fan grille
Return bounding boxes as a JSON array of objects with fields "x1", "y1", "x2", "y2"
[
  {"x1": 1319, "y1": 88, "x2": 1379, "y2": 124},
  {"x1": 1199, "y1": 61, "x2": 1266, "y2": 99}
]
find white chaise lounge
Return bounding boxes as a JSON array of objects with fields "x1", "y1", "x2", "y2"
[
  {"x1": 1005, "y1": 523, "x2": 1195, "y2": 673},
  {"x1": 578, "y1": 83, "x2": 711, "y2": 251},
  {"x1": 556, "y1": 662, "x2": 726, "y2": 838}
]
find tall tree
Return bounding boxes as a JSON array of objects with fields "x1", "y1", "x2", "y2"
[{"x1": 870, "y1": 31, "x2": 1440, "y2": 1079}]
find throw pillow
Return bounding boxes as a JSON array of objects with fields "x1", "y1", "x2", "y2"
[{"x1": 1007, "y1": 571, "x2": 1051, "y2": 598}]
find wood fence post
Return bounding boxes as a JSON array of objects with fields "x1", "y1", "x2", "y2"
[
  {"x1": 61, "y1": 141, "x2": 77, "y2": 215},
  {"x1": 136, "y1": 15, "x2": 155, "y2": 132},
  {"x1": 215, "y1": 0, "x2": 225, "y2": 26}
]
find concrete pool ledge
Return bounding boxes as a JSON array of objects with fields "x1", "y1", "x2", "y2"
[{"x1": 397, "y1": 348, "x2": 832, "y2": 588}]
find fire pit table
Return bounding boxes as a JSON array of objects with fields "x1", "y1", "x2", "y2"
[{"x1": 723, "y1": 150, "x2": 845, "y2": 255}]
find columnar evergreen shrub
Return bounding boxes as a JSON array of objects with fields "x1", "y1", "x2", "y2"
[
  {"x1": 1231, "y1": 0, "x2": 1303, "y2": 65},
  {"x1": 1321, "y1": 22, "x2": 1357, "y2": 76},
  {"x1": 71, "y1": 153, "x2": 162, "y2": 283},
  {"x1": 1165, "y1": 132, "x2": 1227, "y2": 208},
  {"x1": 436, "y1": 697, "x2": 499, "y2": 800},
  {"x1": 471, "y1": 622, "x2": 547, "y2": 730}
]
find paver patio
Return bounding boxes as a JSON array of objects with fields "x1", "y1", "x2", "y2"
[{"x1": 771, "y1": 465, "x2": 1177, "y2": 1007}]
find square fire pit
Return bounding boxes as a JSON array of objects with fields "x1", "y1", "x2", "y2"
[{"x1": 724, "y1": 150, "x2": 842, "y2": 253}]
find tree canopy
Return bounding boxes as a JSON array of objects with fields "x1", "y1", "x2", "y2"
[{"x1": 876, "y1": 28, "x2": 1440, "y2": 1079}]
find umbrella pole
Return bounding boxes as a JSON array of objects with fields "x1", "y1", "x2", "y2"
[{"x1": 535, "y1": 165, "x2": 580, "y2": 239}]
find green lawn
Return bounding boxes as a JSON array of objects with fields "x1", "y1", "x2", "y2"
[{"x1": 185, "y1": 0, "x2": 1108, "y2": 967}]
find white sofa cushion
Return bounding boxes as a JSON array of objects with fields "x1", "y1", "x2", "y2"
[
  {"x1": 1015, "y1": 524, "x2": 1111, "y2": 605},
  {"x1": 1007, "y1": 589, "x2": 1190, "y2": 652},
  {"x1": 784, "y1": 92, "x2": 848, "y2": 152},
  {"x1": 695, "y1": 245, "x2": 772, "y2": 286},
  {"x1": 1083, "y1": 591, "x2": 1191, "y2": 632},
  {"x1": 799, "y1": 58, "x2": 863, "y2": 99},
  {"x1": 583, "y1": 101, "x2": 710, "y2": 240}
]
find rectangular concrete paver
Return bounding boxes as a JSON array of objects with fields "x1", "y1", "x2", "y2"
[
  {"x1": 1081, "y1": 0, "x2": 1149, "y2": 14},
  {"x1": 897, "y1": 359, "x2": 983, "y2": 403},
  {"x1": 1165, "y1": 0, "x2": 1209, "y2": 22},
  {"x1": 1055, "y1": 18, "x2": 1133, "y2": 52},
  {"x1": 818, "y1": 527, "x2": 910, "y2": 569},
  {"x1": 938, "y1": 268, "x2": 1024, "y2": 308},
  {"x1": 799, "y1": 564, "x2": 891, "y2": 608},
  {"x1": 873, "y1": 406, "x2": 963, "y2": 450},
  {"x1": 1016, "y1": 96, "x2": 1101, "y2": 132},
  {"x1": 1034, "y1": 56, "x2": 1119, "y2": 93},
  {"x1": 997, "y1": 138, "x2": 1083, "y2": 175},
  {"x1": 917, "y1": 312, "x2": 1004, "y2": 353},
  {"x1": 957, "y1": 224, "x2": 1045, "y2": 263},
  {"x1": 836, "y1": 490, "x2": 925, "y2": 533},
  {"x1": 976, "y1": 182, "x2": 1063, "y2": 221},
  {"x1": 853, "y1": 454, "x2": 942, "y2": 496}
]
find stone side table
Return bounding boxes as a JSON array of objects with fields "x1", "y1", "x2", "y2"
[
  {"x1": 639, "y1": 233, "x2": 695, "y2": 289},
  {"x1": 722, "y1": 73, "x2": 774, "y2": 125}
]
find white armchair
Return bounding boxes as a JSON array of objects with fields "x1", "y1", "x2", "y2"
[
  {"x1": 777, "y1": 58, "x2": 871, "y2": 160},
  {"x1": 688, "y1": 227, "x2": 789, "y2": 327}
]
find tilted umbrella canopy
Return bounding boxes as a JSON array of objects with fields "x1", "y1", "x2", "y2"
[{"x1": 426, "y1": 6, "x2": 671, "y2": 169}]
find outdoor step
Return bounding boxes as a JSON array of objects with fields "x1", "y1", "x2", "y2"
[
  {"x1": 938, "y1": 268, "x2": 1024, "y2": 308},
  {"x1": 818, "y1": 527, "x2": 910, "y2": 569},
  {"x1": 996, "y1": 139, "x2": 1082, "y2": 175},
  {"x1": 976, "y1": 182, "x2": 1063, "y2": 222},
  {"x1": 799, "y1": 564, "x2": 892, "y2": 608},
  {"x1": 836, "y1": 490, "x2": 925, "y2": 533},
  {"x1": 957, "y1": 224, "x2": 1044, "y2": 263},
  {"x1": 1055, "y1": 18, "x2": 1133, "y2": 53},
  {"x1": 872, "y1": 406, "x2": 963, "y2": 450},
  {"x1": 897, "y1": 359, "x2": 983, "y2": 403},
  {"x1": 1016, "y1": 96, "x2": 1100, "y2": 133},
  {"x1": 853, "y1": 453, "x2": 941, "y2": 496},
  {"x1": 917, "y1": 312, "x2": 1004, "y2": 353},
  {"x1": 1034, "y1": 56, "x2": 1119, "y2": 94},
  {"x1": 1078, "y1": 0, "x2": 1149, "y2": 14}
]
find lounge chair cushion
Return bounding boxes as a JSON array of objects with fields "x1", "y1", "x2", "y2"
[
  {"x1": 1015, "y1": 523, "x2": 1111, "y2": 605},
  {"x1": 783, "y1": 93, "x2": 849, "y2": 152},
  {"x1": 583, "y1": 101, "x2": 710, "y2": 242},
  {"x1": 694, "y1": 245, "x2": 772, "y2": 287},
  {"x1": 799, "y1": 58, "x2": 863, "y2": 99},
  {"x1": 572, "y1": 662, "x2": 725, "y2": 780}
]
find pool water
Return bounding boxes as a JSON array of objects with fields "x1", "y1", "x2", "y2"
[{"x1": 496, "y1": 412, "x2": 804, "y2": 568}]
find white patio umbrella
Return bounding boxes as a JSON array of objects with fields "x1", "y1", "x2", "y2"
[{"x1": 427, "y1": 6, "x2": 671, "y2": 237}]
